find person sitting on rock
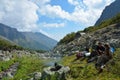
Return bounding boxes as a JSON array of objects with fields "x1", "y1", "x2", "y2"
[
  {"x1": 87, "y1": 42, "x2": 105, "y2": 63},
  {"x1": 84, "y1": 47, "x2": 91, "y2": 57},
  {"x1": 96, "y1": 42, "x2": 105, "y2": 55},
  {"x1": 95, "y1": 43, "x2": 113, "y2": 73},
  {"x1": 50, "y1": 62, "x2": 62, "y2": 71}
]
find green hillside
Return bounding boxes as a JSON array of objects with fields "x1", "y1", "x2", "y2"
[
  {"x1": 59, "y1": 13, "x2": 120, "y2": 44},
  {"x1": 0, "y1": 36, "x2": 23, "y2": 50},
  {"x1": 61, "y1": 48, "x2": 120, "y2": 80},
  {"x1": 58, "y1": 32, "x2": 75, "y2": 44}
]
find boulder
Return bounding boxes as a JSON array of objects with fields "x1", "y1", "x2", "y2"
[
  {"x1": 5, "y1": 72, "x2": 13, "y2": 78},
  {"x1": 41, "y1": 66, "x2": 70, "y2": 80},
  {"x1": 33, "y1": 72, "x2": 42, "y2": 80},
  {"x1": 0, "y1": 55, "x2": 10, "y2": 61}
]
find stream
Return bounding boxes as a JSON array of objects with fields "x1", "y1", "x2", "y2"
[{"x1": 44, "y1": 56, "x2": 62, "y2": 66}]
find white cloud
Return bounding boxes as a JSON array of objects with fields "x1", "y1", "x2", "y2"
[
  {"x1": 38, "y1": 29, "x2": 60, "y2": 41},
  {"x1": 68, "y1": 0, "x2": 79, "y2": 6},
  {"x1": 39, "y1": 4, "x2": 71, "y2": 19},
  {"x1": 38, "y1": 29, "x2": 51, "y2": 37},
  {"x1": 0, "y1": 0, "x2": 115, "y2": 27},
  {"x1": 42, "y1": 22, "x2": 65, "y2": 28},
  {"x1": 105, "y1": 0, "x2": 115, "y2": 5},
  {"x1": 69, "y1": 0, "x2": 115, "y2": 26},
  {"x1": 0, "y1": 0, "x2": 39, "y2": 31},
  {"x1": 0, "y1": 0, "x2": 65, "y2": 40},
  {"x1": 37, "y1": 0, "x2": 115, "y2": 26},
  {"x1": 83, "y1": 0, "x2": 103, "y2": 8},
  {"x1": 31, "y1": 0, "x2": 50, "y2": 6},
  {"x1": 0, "y1": 0, "x2": 115, "y2": 40}
]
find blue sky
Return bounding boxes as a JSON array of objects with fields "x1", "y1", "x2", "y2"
[{"x1": 0, "y1": 0, "x2": 115, "y2": 41}]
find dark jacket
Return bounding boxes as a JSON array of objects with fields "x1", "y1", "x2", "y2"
[{"x1": 96, "y1": 46, "x2": 105, "y2": 55}]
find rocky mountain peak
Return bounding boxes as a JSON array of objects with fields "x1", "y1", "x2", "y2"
[{"x1": 95, "y1": 0, "x2": 120, "y2": 25}]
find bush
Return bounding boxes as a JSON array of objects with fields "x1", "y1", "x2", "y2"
[{"x1": 58, "y1": 32, "x2": 75, "y2": 44}]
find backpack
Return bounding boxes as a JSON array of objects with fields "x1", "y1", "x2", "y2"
[
  {"x1": 76, "y1": 52, "x2": 84, "y2": 58},
  {"x1": 110, "y1": 47, "x2": 115, "y2": 54}
]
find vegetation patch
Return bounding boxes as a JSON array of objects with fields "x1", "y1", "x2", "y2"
[
  {"x1": 0, "y1": 58, "x2": 16, "y2": 72},
  {"x1": 13, "y1": 56, "x2": 44, "y2": 80},
  {"x1": 61, "y1": 48, "x2": 120, "y2": 80},
  {"x1": 59, "y1": 13, "x2": 120, "y2": 44},
  {"x1": 58, "y1": 32, "x2": 75, "y2": 44}
]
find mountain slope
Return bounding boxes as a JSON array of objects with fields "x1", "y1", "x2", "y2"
[
  {"x1": 95, "y1": 0, "x2": 120, "y2": 25},
  {"x1": 0, "y1": 35, "x2": 23, "y2": 50},
  {"x1": 0, "y1": 36, "x2": 14, "y2": 48},
  {"x1": 53, "y1": 13, "x2": 120, "y2": 55},
  {"x1": 0, "y1": 23, "x2": 25, "y2": 41},
  {"x1": 21, "y1": 32, "x2": 57, "y2": 50},
  {"x1": 0, "y1": 23, "x2": 57, "y2": 50},
  {"x1": 61, "y1": 48, "x2": 120, "y2": 80}
]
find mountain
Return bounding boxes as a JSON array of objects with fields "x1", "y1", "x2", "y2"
[
  {"x1": 53, "y1": 13, "x2": 120, "y2": 55},
  {"x1": 95, "y1": 0, "x2": 120, "y2": 25},
  {"x1": 0, "y1": 23, "x2": 57, "y2": 50},
  {"x1": 0, "y1": 35, "x2": 23, "y2": 50},
  {"x1": 0, "y1": 35, "x2": 14, "y2": 47},
  {"x1": 21, "y1": 32, "x2": 57, "y2": 50}
]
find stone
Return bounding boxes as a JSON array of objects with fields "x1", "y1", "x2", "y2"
[
  {"x1": 41, "y1": 66, "x2": 70, "y2": 80},
  {"x1": 33, "y1": 72, "x2": 42, "y2": 80},
  {"x1": 5, "y1": 72, "x2": 13, "y2": 78}
]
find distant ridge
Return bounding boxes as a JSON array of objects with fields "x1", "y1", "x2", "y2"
[{"x1": 0, "y1": 23, "x2": 57, "y2": 50}]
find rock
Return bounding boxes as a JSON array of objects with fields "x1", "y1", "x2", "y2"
[
  {"x1": 58, "y1": 66, "x2": 70, "y2": 74},
  {"x1": 0, "y1": 54, "x2": 10, "y2": 61},
  {"x1": 33, "y1": 72, "x2": 42, "y2": 80},
  {"x1": 28, "y1": 72, "x2": 42, "y2": 80},
  {"x1": 3, "y1": 56, "x2": 10, "y2": 61},
  {"x1": 28, "y1": 78, "x2": 34, "y2": 80},
  {"x1": 5, "y1": 72, "x2": 13, "y2": 78},
  {"x1": 0, "y1": 62, "x2": 19, "y2": 79},
  {"x1": 75, "y1": 32, "x2": 86, "y2": 39},
  {"x1": 41, "y1": 66, "x2": 70, "y2": 80},
  {"x1": 53, "y1": 23, "x2": 120, "y2": 55}
]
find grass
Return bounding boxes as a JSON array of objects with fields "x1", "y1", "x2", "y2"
[
  {"x1": 1, "y1": 48, "x2": 120, "y2": 80},
  {"x1": 12, "y1": 55, "x2": 44, "y2": 80},
  {"x1": 0, "y1": 58, "x2": 16, "y2": 72},
  {"x1": 61, "y1": 48, "x2": 120, "y2": 80},
  {"x1": 0, "y1": 54, "x2": 44, "y2": 80}
]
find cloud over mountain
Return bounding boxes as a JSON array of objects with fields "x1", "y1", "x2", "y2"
[
  {"x1": 0, "y1": 0, "x2": 115, "y2": 40},
  {"x1": 0, "y1": 0, "x2": 39, "y2": 31},
  {"x1": 36, "y1": 0, "x2": 115, "y2": 26}
]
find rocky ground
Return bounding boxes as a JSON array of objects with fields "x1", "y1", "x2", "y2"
[
  {"x1": 53, "y1": 23, "x2": 120, "y2": 55},
  {"x1": 0, "y1": 49, "x2": 62, "y2": 79},
  {"x1": 0, "y1": 62, "x2": 19, "y2": 79}
]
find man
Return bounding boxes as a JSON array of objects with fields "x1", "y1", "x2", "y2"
[
  {"x1": 96, "y1": 42, "x2": 105, "y2": 55},
  {"x1": 87, "y1": 42, "x2": 105, "y2": 63}
]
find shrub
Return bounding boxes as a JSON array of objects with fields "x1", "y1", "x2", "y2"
[{"x1": 58, "y1": 32, "x2": 75, "y2": 44}]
